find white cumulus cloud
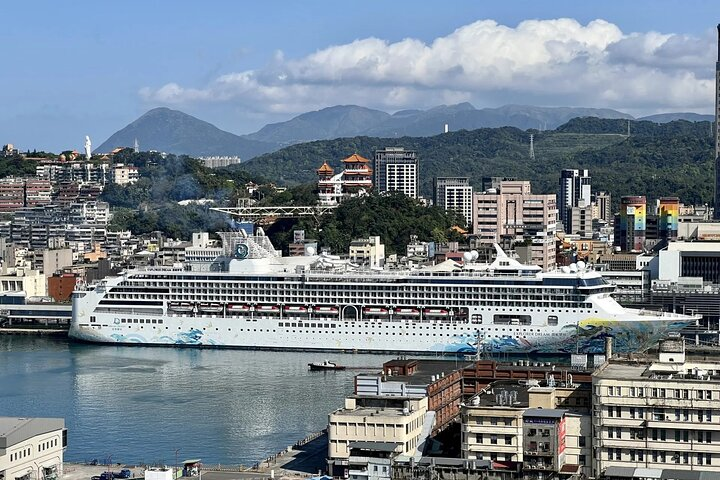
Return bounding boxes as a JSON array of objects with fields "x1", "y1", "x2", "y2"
[{"x1": 139, "y1": 18, "x2": 716, "y2": 115}]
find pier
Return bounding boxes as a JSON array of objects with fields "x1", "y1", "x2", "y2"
[
  {"x1": 61, "y1": 430, "x2": 330, "y2": 480},
  {"x1": 0, "y1": 327, "x2": 68, "y2": 336}
]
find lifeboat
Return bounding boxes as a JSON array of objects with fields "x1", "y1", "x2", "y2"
[
  {"x1": 283, "y1": 305, "x2": 309, "y2": 314},
  {"x1": 394, "y1": 308, "x2": 420, "y2": 315},
  {"x1": 313, "y1": 306, "x2": 339, "y2": 314},
  {"x1": 198, "y1": 303, "x2": 223, "y2": 314},
  {"x1": 363, "y1": 307, "x2": 389, "y2": 315},
  {"x1": 423, "y1": 308, "x2": 449, "y2": 316},
  {"x1": 227, "y1": 304, "x2": 252, "y2": 314},
  {"x1": 168, "y1": 302, "x2": 193, "y2": 313},
  {"x1": 256, "y1": 305, "x2": 280, "y2": 313}
]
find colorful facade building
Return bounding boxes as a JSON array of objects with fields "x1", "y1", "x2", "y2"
[
  {"x1": 658, "y1": 196, "x2": 680, "y2": 241},
  {"x1": 615, "y1": 196, "x2": 647, "y2": 252}
]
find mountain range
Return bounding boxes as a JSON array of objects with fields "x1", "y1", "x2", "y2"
[{"x1": 96, "y1": 104, "x2": 714, "y2": 160}]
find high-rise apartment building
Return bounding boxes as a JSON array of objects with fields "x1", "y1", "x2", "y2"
[
  {"x1": 592, "y1": 191, "x2": 612, "y2": 224},
  {"x1": 472, "y1": 180, "x2": 557, "y2": 270},
  {"x1": 558, "y1": 169, "x2": 591, "y2": 233},
  {"x1": 374, "y1": 147, "x2": 418, "y2": 199},
  {"x1": 434, "y1": 177, "x2": 473, "y2": 227}
]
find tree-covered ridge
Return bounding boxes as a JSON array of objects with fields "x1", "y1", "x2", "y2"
[
  {"x1": 0, "y1": 155, "x2": 38, "y2": 178},
  {"x1": 265, "y1": 192, "x2": 466, "y2": 256},
  {"x1": 237, "y1": 119, "x2": 715, "y2": 207},
  {"x1": 102, "y1": 150, "x2": 261, "y2": 208},
  {"x1": 103, "y1": 151, "x2": 264, "y2": 239}
]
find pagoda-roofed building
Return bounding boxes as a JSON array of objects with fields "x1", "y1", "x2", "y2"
[
  {"x1": 341, "y1": 154, "x2": 373, "y2": 187},
  {"x1": 317, "y1": 154, "x2": 373, "y2": 206}
]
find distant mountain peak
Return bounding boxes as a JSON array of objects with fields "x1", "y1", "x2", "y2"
[{"x1": 96, "y1": 107, "x2": 277, "y2": 159}]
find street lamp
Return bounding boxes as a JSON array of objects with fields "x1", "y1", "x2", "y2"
[{"x1": 174, "y1": 449, "x2": 181, "y2": 479}]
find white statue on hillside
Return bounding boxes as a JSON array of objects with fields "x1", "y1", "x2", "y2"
[{"x1": 84, "y1": 136, "x2": 91, "y2": 160}]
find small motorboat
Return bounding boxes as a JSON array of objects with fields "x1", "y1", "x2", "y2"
[{"x1": 308, "y1": 360, "x2": 346, "y2": 371}]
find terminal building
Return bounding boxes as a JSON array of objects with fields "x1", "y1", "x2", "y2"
[
  {"x1": 593, "y1": 338, "x2": 720, "y2": 478},
  {"x1": 0, "y1": 417, "x2": 67, "y2": 480}
]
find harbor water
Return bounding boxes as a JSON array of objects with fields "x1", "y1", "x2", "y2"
[{"x1": 0, "y1": 335, "x2": 398, "y2": 466}]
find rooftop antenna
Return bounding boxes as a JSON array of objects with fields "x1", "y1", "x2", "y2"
[{"x1": 529, "y1": 134, "x2": 535, "y2": 160}]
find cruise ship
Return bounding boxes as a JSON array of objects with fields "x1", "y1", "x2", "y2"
[{"x1": 70, "y1": 231, "x2": 698, "y2": 354}]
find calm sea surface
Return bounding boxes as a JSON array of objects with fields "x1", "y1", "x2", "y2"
[{"x1": 0, "y1": 336, "x2": 400, "y2": 466}]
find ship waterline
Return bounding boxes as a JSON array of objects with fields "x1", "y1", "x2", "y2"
[{"x1": 70, "y1": 233, "x2": 698, "y2": 354}]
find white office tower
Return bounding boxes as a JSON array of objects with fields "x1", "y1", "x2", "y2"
[
  {"x1": 559, "y1": 169, "x2": 591, "y2": 233},
  {"x1": 374, "y1": 147, "x2": 418, "y2": 199}
]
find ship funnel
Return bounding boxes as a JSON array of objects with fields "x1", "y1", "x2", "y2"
[{"x1": 493, "y1": 243, "x2": 508, "y2": 258}]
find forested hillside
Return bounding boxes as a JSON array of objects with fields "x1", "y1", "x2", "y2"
[{"x1": 238, "y1": 119, "x2": 715, "y2": 206}]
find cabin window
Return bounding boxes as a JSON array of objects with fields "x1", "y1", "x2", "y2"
[
  {"x1": 471, "y1": 314, "x2": 483, "y2": 324},
  {"x1": 493, "y1": 314, "x2": 531, "y2": 325},
  {"x1": 547, "y1": 316, "x2": 558, "y2": 326}
]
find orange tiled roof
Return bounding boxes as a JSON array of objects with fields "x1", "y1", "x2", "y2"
[
  {"x1": 342, "y1": 153, "x2": 370, "y2": 164},
  {"x1": 316, "y1": 161, "x2": 334, "y2": 174}
]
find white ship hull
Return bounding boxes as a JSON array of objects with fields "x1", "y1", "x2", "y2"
[
  {"x1": 70, "y1": 293, "x2": 692, "y2": 354},
  {"x1": 69, "y1": 234, "x2": 698, "y2": 354}
]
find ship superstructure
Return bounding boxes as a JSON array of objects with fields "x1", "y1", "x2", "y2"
[{"x1": 70, "y1": 231, "x2": 697, "y2": 354}]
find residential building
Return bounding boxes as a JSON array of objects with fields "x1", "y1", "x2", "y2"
[
  {"x1": 567, "y1": 205, "x2": 593, "y2": 239},
  {"x1": 434, "y1": 177, "x2": 473, "y2": 227},
  {"x1": 111, "y1": 164, "x2": 139, "y2": 185},
  {"x1": 374, "y1": 147, "x2": 418, "y2": 199},
  {"x1": 47, "y1": 273, "x2": 79, "y2": 302},
  {"x1": 0, "y1": 266, "x2": 47, "y2": 297},
  {"x1": 349, "y1": 236, "x2": 385, "y2": 268},
  {"x1": 593, "y1": 191, "x2": 612, "y2": 224},
  {"x1": 593, "y1": 338, "x2": 720, "y2": 477},
  {"x1": 472, "y1": 180, "x2": 557, "y2": 270},
  {"x1": 23, "y1": 179, "x2": 52, "y2": 207},
  {"x1": 558, "y1": 169, "x2": 591, "y2": 233},
  {"x1": 0, "y1": 177, "x2": 25, "y2": 212},
  {"x1": 0, "y1": 417, "x2": 67, "y2": 480},
  {"x1": 461, "y1": 379, "x2": 590, "y2": 478},
  {"x1": 363, "y1": 359, "x2": 468, "y2": 435},
  {"x1": 199, "y1": 156, "x2": 241, "y2": 168}
]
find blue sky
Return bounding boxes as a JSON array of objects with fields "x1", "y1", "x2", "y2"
[{"x1": 1, "y1": 0, "x2": 718, "y2": 152}]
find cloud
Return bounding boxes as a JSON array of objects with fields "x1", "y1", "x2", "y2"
[{"x1": 139, "y1": 18, "x2": 716, "y2": 115}]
